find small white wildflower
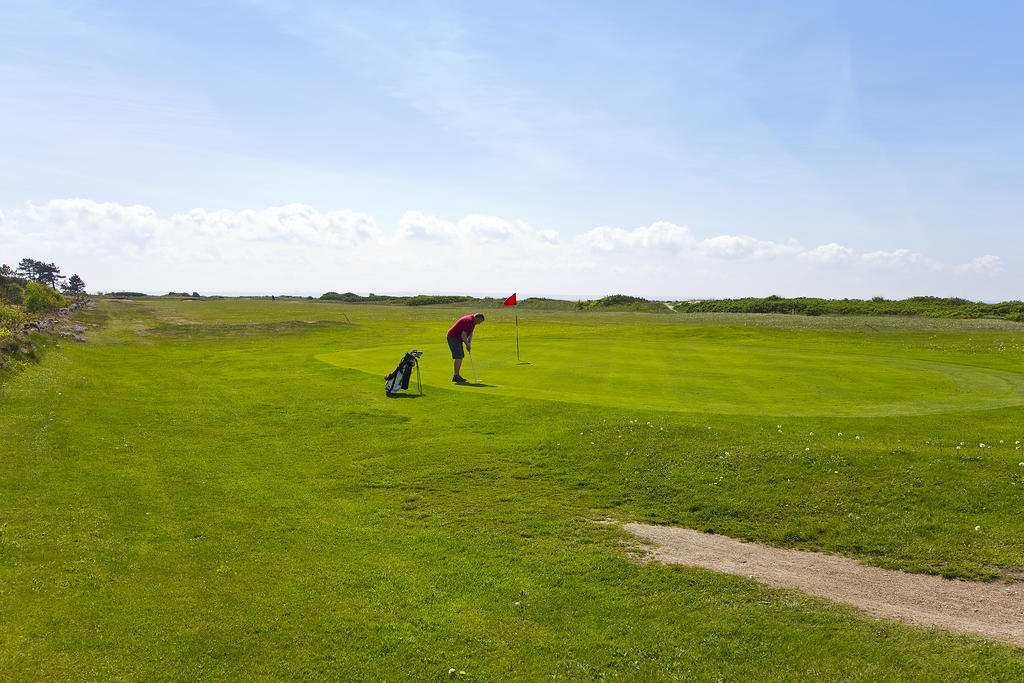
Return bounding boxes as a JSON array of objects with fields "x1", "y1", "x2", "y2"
[
  {"x1": 975, "y1": 525, "x2": 981, "y2": 531},
  {"x1": 809, "y1": 432, "x2": 814, "y2": 436},
  {"x1": 855, "y1": 436, "x2": 860, "y2": 440},
  {"x1": 979, "y1": 443, "x2": 985, "y2": 448},
  {"x1": 838, "y1": 432, "x2": 842, "y2": 436},
  {"x1": 805, "y1": 447, "x2": 810, "y2": 451}
]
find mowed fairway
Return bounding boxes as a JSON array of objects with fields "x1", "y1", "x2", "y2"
[{"x1": 2, "y1": 297, "x2": 1024, "y2": 680}]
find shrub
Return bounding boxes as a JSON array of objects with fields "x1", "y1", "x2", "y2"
[
  {"x1": 321, "y1": 291, "x2": 364, "y2": 302},
  {"x1": 596, "y1": 294, "x2": 648, "y2": 307},
  {"x1": 405, "y1": 295, "x2": 471, "y2": 306},
  {"x1": 23, "y1": 282, "x2": 68, "y2": 314},
  {"x1": 0, "y1": 303, "x2": 27, "y2": 334},
  {"x1": 0, "y1": 280, "x2": 24, "y2": 305}
]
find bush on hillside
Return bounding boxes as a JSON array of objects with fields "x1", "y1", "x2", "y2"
[
  {"x1": 320, "y1": 291, "x2": 364, "y2": 302},
  {"x1": 23, "y1": 281, "x2": 68, "y2": 314},
  {"x1": 596, "y1": 294, "x2": 648, "y2": 307},
  {"x1": 672, "y1": 296, "x2": 1024, "y2": 320},
  {"x1": 404, "y1": 295, "x2": 472, "y2": 306},
  {"x1": 575, "y1": 294, "x2": 656, "y2": 311},
  {"x1": 1, "y1": 302, "x2": 28, "y2": 335},
  {"x1": 320, "y1": 292, "x2": 396, "y2": 303},
  {"x1": 0, "y1": 280, "x2": 24, "y2": 305}
]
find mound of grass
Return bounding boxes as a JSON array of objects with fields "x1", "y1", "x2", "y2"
[
  {"x1": 575, "y1": 294, "x2": 667, "y2": 312},
  {"x1": 320, "y1": 291, "x2": 395, "y2": 303}
]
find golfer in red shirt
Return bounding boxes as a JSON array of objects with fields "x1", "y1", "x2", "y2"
[{"x1": 447, "y1": 313, "x2": 484, "y2": 383}]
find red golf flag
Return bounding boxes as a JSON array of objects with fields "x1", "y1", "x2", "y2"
[{"x1": 503, "y1": 293, "x2": 517, "y2": 306}]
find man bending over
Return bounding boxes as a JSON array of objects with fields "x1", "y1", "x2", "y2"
[{"x1": 447, "y1": 313, "x2": 484, "y2": 383}]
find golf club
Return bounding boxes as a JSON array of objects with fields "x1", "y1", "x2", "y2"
[
  {"x1": 467, "y1": 346, "x2": 481, "y2": 383},
  {"x1": 415, "y1": 353, "x2": 423, "y2": 395}
]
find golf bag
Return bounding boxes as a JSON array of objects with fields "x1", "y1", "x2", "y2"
[{"x1": 385, "y1": 349, "x2": 423, "y2": 396}]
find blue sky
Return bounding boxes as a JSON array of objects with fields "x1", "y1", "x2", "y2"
[{"x1": 1, "y1": 0, "x2": 1020, "y2": 298}]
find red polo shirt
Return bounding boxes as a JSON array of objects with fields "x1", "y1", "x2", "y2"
[{"x1": 447, "y1": 315, "x2": 476, "y2": 339}]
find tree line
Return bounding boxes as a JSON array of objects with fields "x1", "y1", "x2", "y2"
[{"x1": 1, "y1": 258, "x2": 86, "y2": 297}]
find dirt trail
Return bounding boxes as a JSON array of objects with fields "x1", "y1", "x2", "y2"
[{"x1": 624, "y1": 523, "x2": 1024, "y2": 648}]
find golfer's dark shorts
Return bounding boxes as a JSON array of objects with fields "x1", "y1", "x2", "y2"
[{"x1": 447, "y1": 335, "x2": 464, "y2": 359}]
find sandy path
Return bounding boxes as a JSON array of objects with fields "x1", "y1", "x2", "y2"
[{"x1": 624, "y1": 523, "x2": 1024, "y2": 648}]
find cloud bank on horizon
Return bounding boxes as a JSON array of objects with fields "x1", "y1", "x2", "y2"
[{"x1": 1, "y1": 199, "x2": 1009, "y2": 300}]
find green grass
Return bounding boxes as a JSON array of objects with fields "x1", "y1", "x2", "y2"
[{"x1": 2, "y1": 298, "x2": 1023, "y2": 680}]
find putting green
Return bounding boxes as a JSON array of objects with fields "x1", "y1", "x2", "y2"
[{"x1": 317, "y1": 339, "x2": 1024, "y2": 417}]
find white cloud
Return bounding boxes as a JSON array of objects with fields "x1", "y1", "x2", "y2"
[
  {"x1": 459, "y1": 214, "x2": 532, "y2": 244},
  {"x1": 582, "y1": 221, "x2": 692, "y2": 252},
  {"x1": 800, "y1": 242, "x2": 856, "y2": 265},
  {"x1": 955, "y1": 255, "x2": 1004, "y2": 276},
  {"x1": 170, "y1": 205, "x2": 380, "y2": 246},
  {"x1": 14, "y1": 199, "x2": 162, "y2": 256},
  {"x1": 860, "y1": 249, "x2": 939, "y2": 270},
  {"x1": 397, "y1": 210, "x2": 460, "y2": 242},
  {"x1": 536, "y1": 229, "x2": 559, "y2": 244},
  {"x1": 1, "y1": 198, "x2": 1016, "y2": 299},
  {"x1": 697, "y1": 234, "x2": 797, "y2": 261},
  {"x1": 395, "y1": 212, "x2": 546, "y2": 249}
]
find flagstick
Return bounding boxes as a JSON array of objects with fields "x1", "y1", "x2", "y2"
[{"x1": 516, "y1": 313, "x2": 520, "y2": 361}]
